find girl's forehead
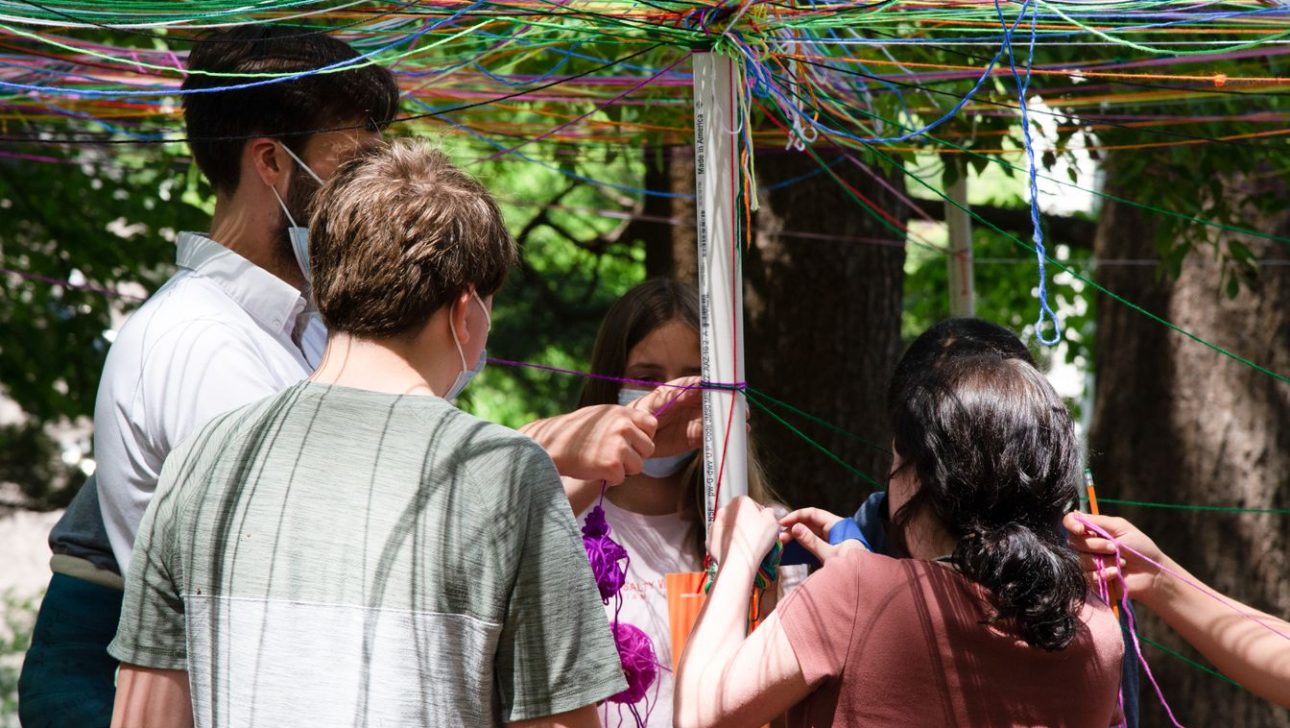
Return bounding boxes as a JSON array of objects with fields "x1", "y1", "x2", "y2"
[{"x1": 627, "y1": 320, "x2": 699, "y2": 365}]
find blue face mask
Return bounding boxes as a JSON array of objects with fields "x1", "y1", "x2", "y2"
[
  {"x1": 271, "y1": 144, "x2": 325, "y2": 283},
  {"x1": 447, "y1": 293, "x2": 491, "y2": 401},
  {"x1": 617, "y1": 388, "x2": 698, "y2": 478}
]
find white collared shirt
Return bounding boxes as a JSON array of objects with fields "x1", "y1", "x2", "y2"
[{"x1": 95, "y1": 232, "x2": 327, "y2": 573}]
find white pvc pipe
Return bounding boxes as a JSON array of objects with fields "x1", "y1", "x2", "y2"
[{"x1": 692, "y1": 51, "x2": 749, "y2": 526}]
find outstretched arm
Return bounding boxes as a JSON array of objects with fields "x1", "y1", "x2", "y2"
[
  {"x1": 520, "y1": 377, "x2": 703, "y2": 513},
  {"x1": 1066, "y1": 513, "x2": 1290, "y2": 708},
  {"x1": 675, "y1": 497, "x2": 811, "y2": 728}
]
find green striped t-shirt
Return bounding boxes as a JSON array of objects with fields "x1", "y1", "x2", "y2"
[{"x1": 110, "y1": 382, "x2": 625, "y2": 727}]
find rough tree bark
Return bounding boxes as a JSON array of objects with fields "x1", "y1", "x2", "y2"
[
  {"x1": 644, "y1": 146, "x2": 906, "y2": 513},
  {"x1": 1089, "y1": 157, "x2": 1290, "y2": 726},
  {"x1": 641, "y1": 147, "x2": 698, "y2": 283}
]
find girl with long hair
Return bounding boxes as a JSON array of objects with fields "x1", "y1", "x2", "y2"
[{"x1": 568, "y1": 278, "x2": 783, "y2": 727}]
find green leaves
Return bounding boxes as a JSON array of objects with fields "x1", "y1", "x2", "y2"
[{"x1": 0, "y1": 145, "x2": 207, "y2": 503}]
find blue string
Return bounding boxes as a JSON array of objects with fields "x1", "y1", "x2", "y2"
[
  {"x1": 754, "y1": 4, "x2": 1030, "y2": 147},
  {"x1": 776, "y1": 4, "x2": 1290, "y2": 47},
  {"x1": 761, "y1": 155, "x2": 844, "y2": 191},
  {"x1": 995, "y1": 0, "x2": 1061, "y2": 346}
]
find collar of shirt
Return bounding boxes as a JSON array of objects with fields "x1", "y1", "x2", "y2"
[{"x1": 175, "y1": 232, "x2": 309, "y2": 342}]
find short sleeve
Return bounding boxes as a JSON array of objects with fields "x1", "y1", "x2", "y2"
[
  {"x1": 777, "y1": 550, "x2": 865, "y2": 687},
  {"x1": 99, "y1": 319, "x2": 288, "y2": 573},
  {"x1": 493, "y1": 444, "x2": 626, "y2": 722},
  {"x1": 108, "y1": 455, "x2": 189, "y2": 670}
]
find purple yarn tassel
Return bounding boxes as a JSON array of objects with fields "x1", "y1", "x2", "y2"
[
  {"x1": 582, "y1": 500, "x2": 658, "y2": 727},
  {"x1": 582, "y1": 504, "x2": 629, "y2": 603}
]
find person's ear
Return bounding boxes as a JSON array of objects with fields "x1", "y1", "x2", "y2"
[
  {"x1": 450, "y1": 289, "x2": 474, "y2": 345},
  {"x1": 248, "y1": 138, "x2": 288, "y2": 190}
]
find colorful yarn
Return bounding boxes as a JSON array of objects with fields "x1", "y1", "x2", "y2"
[
  {"x1": 757, "y1": 540, "x2": 784, "y2": 590},
  {"x1": 1074, "y1": 513, "x2": 1290, "y2": 727},
  {"x1": 1073, "y1": 513, "x2": 1290, "y2": 644},
  {"x1": 702, "y1": 539, "x2": 783, "y2": 593},
  {"x1": 4, "y1": 2, "x2": 1290, "y2": 385}
]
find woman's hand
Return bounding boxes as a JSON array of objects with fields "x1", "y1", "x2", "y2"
[
  {"x1": 779, "y1": 508, "x2": 868, "y2": 564},
  {"x1": 624, "y1": 376, "x2": 703, "y2": 458},
  {"x1": 709, "y1": 496, "x2": 780, "y2": 570},
  {"x1": 1063, "y1": 512, "x2": 1167, "y2": 605}
]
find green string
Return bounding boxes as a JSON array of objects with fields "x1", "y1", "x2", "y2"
[
  {"x1": 1041, "y1": 0, "x2": 1290, "y2": 57},
  {"x1": 790, "y1": 62, "x2": 1290, "y2": 247},
  {"x1": 745, "y1": 386, "x2": 889, "y2": 454},
  {"x1": 859, "y1": 142, "x2": 1290, "y2": 386},
  {"x1": 1099, "y1": 498, "x2": 1290, "y2": 515},
  {"x1": 1139, "y1": 634, "x2": 1242, "y2": 688},
  {"x1": 0, "y1": 18, "x2": 496, "y2": 78},
  {"x1": 744, "y1": 390, "x2": 883, "y2": 488},
  {"x1": 778, "y1": 104, "x2": 1282, "y2": 389}
]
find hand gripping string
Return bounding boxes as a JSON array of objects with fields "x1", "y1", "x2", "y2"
[{"x1": 1073, "y1": 513, "x2": 1290, "y2": 727}]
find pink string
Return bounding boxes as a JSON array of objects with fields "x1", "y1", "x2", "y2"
[
  {"x1": 480, "y1": 54, "x2": 688, "y2": 163},
  {"x1": 0, "y1": 150, "x2": 66, "y2": 165},
  {"x1": 1113, "y1": 580, "x2": 1183, "y2": 727},
  {"x1": 1073, "y1": 513, "x2": 1290, "y2": 643},
  {"x1": 1074, "y1": 513, "x2": 1290, "y2": 727},
  {"x1": 0, "y1": 266, "x2": 145, "y2": 300},
  {"x1": 841, "y1": 150, "x2": 938, "y2": 223},
  {"x1": 1093, "y1": 553, "x2": 1128, "y2": 728},
  {"x1": 1076, "y1": 512, "x2": 1182, "y2": 726}
]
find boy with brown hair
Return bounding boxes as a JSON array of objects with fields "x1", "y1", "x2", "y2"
[
  {"x1": 109, "y1": 139, "x2": 625, "y2": 728},
  {"x1": 21, "y1": 27, "x2": 399, "y2": 728}
]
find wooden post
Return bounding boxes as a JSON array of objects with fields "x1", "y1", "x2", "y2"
[{"x1": 946, "y1": 167, "x2": 976, "y2": 317}]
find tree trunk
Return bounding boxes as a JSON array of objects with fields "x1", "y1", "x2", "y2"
[
  {"x1": 744, "y1": 151, "x2": 905, "y2": 513},
  {"x1": 644, "y1": 145, "x2": 906, "y2": 513},
  {"x1": 1089, "y1": 158, "x2": 1290, "y2": 726},
  {"x1": 641, "y1": 146, "x2": 698, "y2": 283}
]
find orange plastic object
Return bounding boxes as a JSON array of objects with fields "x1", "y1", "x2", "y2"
[
  {"x1": 666, "y1": 571, "x2": 771, "y2": 670},
  {"x1": 665, "y1": 571, "x2": 707, "y2": 672}
]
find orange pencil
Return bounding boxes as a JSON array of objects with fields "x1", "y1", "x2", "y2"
[{"x1": 1083, "y1": 469, "x2": 1120, "y2": 619}]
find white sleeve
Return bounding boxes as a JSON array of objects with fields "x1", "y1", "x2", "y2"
[{"x1": 96, "y1": 319, "x2": 284, "y2": 574}]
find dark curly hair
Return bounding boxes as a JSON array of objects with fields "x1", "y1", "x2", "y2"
[{"x1": 890, "y1": 346, "x2": 1086, "y2": 652}]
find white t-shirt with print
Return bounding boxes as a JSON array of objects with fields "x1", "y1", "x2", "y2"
[{"x1": 579, "y1": 497, "x2": 700, "y2": 728}]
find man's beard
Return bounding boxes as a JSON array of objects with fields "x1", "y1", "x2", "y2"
[{"x1": 276, "y1": 171, "x2": 320, "y2": 278}]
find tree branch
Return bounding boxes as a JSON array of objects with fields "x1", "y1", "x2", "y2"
[{"x1": 905, "y1": 199, "x2": 1096, "y2": 249}]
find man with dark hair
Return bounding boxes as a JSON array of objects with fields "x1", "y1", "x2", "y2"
[
  {"x1": 19, "y1": 27, "x2": 398, "y2": 728},
  {"x1": 95, "y1": 28, "x2": 400, "y2": 577},
  {"x1": 110, "y1": 138, "x2": 625, "y2": 728}
]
